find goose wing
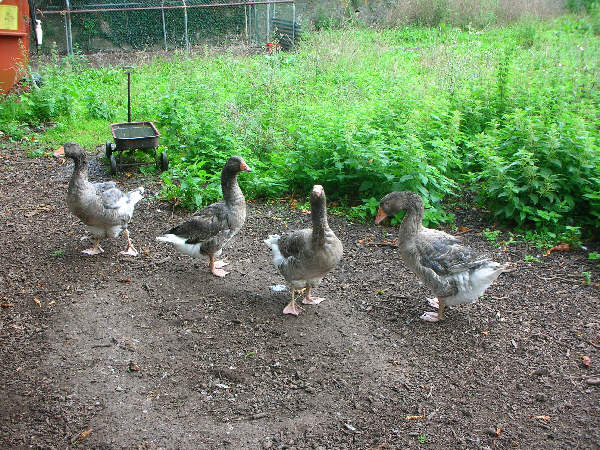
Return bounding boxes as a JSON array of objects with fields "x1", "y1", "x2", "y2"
[
  {"x1": 416, "y1": 228, "x2": 488, "y2": 276},
  {"x1": 93, "y1": 181, "x2": 117, "y2": 194},
  {"x1": 168, "y1": 201, "x2": 231, "y2": 244},
  {"x1": 277, "y1": 229, "x2": 311, "y2": 260},
  {"x1": 99, "y1": 187, "x2": 126, "y2": 210}
]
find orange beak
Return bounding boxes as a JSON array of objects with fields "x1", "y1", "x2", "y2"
[
  {"x1": 240, "y1": 161, "x2": 251, "y2": 172},
  {"x1": 374, "y1": 207, "x2": 387, "y2": 224}
]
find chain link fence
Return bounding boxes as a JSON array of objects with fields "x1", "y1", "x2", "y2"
[{"x1": 35, "y1": 0, "x2": 297, "y2": 54}]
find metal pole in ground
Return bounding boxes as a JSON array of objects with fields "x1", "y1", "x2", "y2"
[
  {"x1": 161, "y1": 0, "x2": 167, "y2": 50},
  {"x1": 65, "y1": 0, "x2": 73, "y2": 54},
  {"x1": 244, "y1": 3, "x2": 248, "y2": 40},
  {"x1": 183, "y1": 0, "x2": 189, "y2": 54},
  {"x1": 253, "y1": 4, "x2": 258, "y2": 44},
  {"x1": 292, "y1": 2, "x2": 295, "y2": 45},
  {"x1": 126, "y1": 68, "x2": 132, "y2": 123},
  {"x1": 266, "y1": 0, "x2": 270, "y2": 44},
  {"x1": 63, "y1": 12, "x2": 69, "y2": 54}
]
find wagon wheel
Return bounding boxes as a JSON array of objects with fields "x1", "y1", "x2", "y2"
[
  {"x1": 160, "y1": 151, "x2": 169, "y2": 172},
  {"x1": 105, "y1": 142, "x2": 114, "y2": 158},
  {"x1": 109, "y1": 154, "x2": 117, "y2": 174}
]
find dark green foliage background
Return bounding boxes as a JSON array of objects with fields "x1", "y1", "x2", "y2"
[{"x1": 2, "y1": 14, "x2": 599, "y2": 240}]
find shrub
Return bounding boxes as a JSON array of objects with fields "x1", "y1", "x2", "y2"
[{"x1": 473, "y1": 109, "x2": 600, "y2": 230}]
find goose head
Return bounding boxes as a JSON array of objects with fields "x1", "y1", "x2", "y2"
[
  {"x1": 223, "y1": 156, "x2": 251, "y2": 175},
  {"x1": 375, "y1": 191, "x2": 423, "y2": 224},
  {"x1": 310, "y1": 184, "x2": 325, "y2": 203},
  {"x1": 63, "y1": 142, "x2": 87, "y2": 164}
]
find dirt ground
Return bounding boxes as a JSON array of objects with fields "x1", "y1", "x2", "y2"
[{"x1": 0, "y1": 145, "x2": 599, "y2": 449}]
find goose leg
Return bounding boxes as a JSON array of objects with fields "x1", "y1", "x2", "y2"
[
  {"x1": 119, "y1": 229, "x2": 139, "y2": 257},
  {"x1": 427, "y1": 297, "x2": 439, "y2": 309},
  {"x1": 420, "y1": 297, "x2": 446, "y2": 322},
  {"x1": 82, "y1": 237, "x2": 104, "y2": 255},
  {"x1": 302, "y1": 287, "x2": 326, "y2": 305},
  {"x1": 283, "y1": 290, "x2": 303, "y2": 316},
  {"x1": 209, "y1": 253, "x2": 229, "y2": 277},
  {"x1": 213, "y1": 260, "x2": 229, "y2": 269}
]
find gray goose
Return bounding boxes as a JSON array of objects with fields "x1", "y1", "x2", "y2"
[
  {"x1": 265, "y1": 185, "x2": 343, "y2": 316},
  {"x1": 375, "y1": 191, "x2": 509, "y2": 322},
  {"x1": 156, "y1": 156, "x2": 251, "y2": 277},
  {"x1": 64, "y1": 142, "x2": 144, "y2": 256}
]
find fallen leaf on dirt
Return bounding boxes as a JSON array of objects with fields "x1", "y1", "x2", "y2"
[
  {"x1": 458, "y1": 226, "x2": 470, "y2": 232},
  {"x1": 147, "y1": 390, "x2": 158, "y2": 399},
  {"x1": 72, "y1": 428, "x2": 92, "y2": 444},
  {"x1": 582, "y1": 355, "x2": 591, "y2": 367},
  {"x1": 33, "y1": 297, "x2": 41, "y2": 308},
  {"x1": 492, "y1": 425, "x2": 502, "y2": 446},
  {"x1": 119, "y1": 278, "x2": 131, "y2": 283},
  {"x1": 1, "y1": 302, "x2": 13, "y2": 308},
  {"x1": 53, "y1": 146, "x2": 64, "y2": 158},
  {"x1": 358, "y1": 237, "x2": 373, "y2": 244},
  {"x1": 47, "y1": 300, "x2": 55, "y2": 307},
  {"x1": 405, "y1": 415, "x2": 426, "y2": 420},
  {"x1": 371, "y1": 240, "x2": 398, "y2": 246},
  {"x1": 143, "y1": 249, "x2": 150, "y2": 255},
  {"x1": 482, "y1": 331, "x2": 489, "y2": 336},
  {"x1": 24, "y1": 204, "x2": 52, "y2": 217},
  {"x1": 300, "y1": 209, "x2": 311, "y2": 214},
  {"x1": 532, "y1": 415, "x2": 550, "y2": 422},
  {"x1": 544, "y1": 243, "x2": 570, "y2": 256},
  {"x1": 128, "y1": 361, "x2": 140, "y2": 372},
  {"x1": 271, "y1": 216, "x2": 282, "y2": 221}
]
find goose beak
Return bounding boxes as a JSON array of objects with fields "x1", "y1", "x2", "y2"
[
  {"x1": 54, "y1": 145, "x2": 65, "y2": 158},
  {"x1": 240, "y1": 161, "x2": 251, "y2": 172},
  {"x1": 374, "y1": 207, "x2": 387, "y2": 224}
]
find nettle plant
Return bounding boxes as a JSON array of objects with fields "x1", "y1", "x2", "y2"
[{"x1": 473, "y1": 109, "x2": 600, "y2": 231}]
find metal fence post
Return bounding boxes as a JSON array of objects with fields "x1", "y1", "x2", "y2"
[
  {"x1": 64, "y1": 0, "x2": 73, "y2": 54},
  {"x1": 244, "y1": 3, "x2": 248, "y2": 40},
  {"x1": 292, "y1": 2, "x2": 295, "y2": 44},
  {"x1": 266, "y1": 1, "x2": 270, "y2": 43},
  {"x1": 161, "y1": 0, "x2": 168, "y2": 50},
  {"x1": 183, "y1": 0, "x2": 189, "y2": 54},
  {"x1": 253, "y1": 4, "x2": 258, "y2": 43}
]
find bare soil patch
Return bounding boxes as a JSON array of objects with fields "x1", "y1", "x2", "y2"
[{"x1": 1, "y1": 146, "x2": 599, "y2": 449}]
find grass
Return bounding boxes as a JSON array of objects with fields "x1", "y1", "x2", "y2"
[{"x1": 1, "y1": 14, "x2": 599, "y2": 241}]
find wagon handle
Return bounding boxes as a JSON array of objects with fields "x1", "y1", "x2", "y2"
[{"x1": 123, "y1": 66, "x2": 134, "y2": 123}]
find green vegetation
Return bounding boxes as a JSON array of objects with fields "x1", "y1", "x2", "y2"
[
  {"x1": 524, "y1": 254, "x2": 542, "y2": 263},
  {"x1": 582, "y1": 271, "x2": 592, "y2": 285},
  {"x1": 1, "y1": 14, "x2": 599, "y2": 241}
]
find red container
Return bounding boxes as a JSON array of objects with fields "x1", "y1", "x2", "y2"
[{"x1": 0, "y1": 0, "x2": 30, "y2": 94}]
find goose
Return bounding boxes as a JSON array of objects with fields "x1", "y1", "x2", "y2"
[
  {"x1": 156, "y1": 156, "x2": 251, "y2": 277},
  {"x1": 375, "y1": 191, "x2": 509, "y2": 322},
  {"x1": 265, "y1": 185, "x2": 343, "y2": 316},
  {"x1": 64, "y1": 142, "x2": 144, "y2": 256}
]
